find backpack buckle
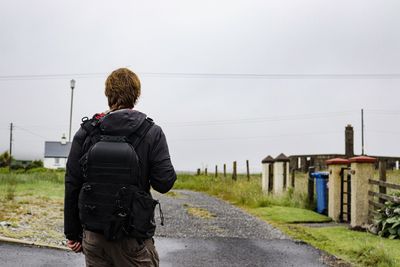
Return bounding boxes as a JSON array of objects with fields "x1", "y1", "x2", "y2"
[
  {"x1": 84, "y1": 204, "x2": 96, "y2": 213},
  {"x1": 83, "y1": 184, "x2": 92, "y2": 192}
]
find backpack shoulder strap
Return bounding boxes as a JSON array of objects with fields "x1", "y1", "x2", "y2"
[
  {"x1": 80, "y1": 113, "x2": 106, "y2": 135},
  {"x1": 128, "y1": 117, "x2": 154, "y2": 148},
  {"x1": 80, "y1": 113, "x2": 105, "y2": 153}
]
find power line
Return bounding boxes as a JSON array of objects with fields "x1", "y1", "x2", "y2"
[
  {"x1": 169, "y1": 130, "x2": 342, "y2": 142},
  {"x1": 4, "y1": 111, "x2": 357, "y2": 130},
  {"x1": 166, "y1": 110, "x2": 357, "y2": 127},
  {"x1": 1, "y1": 72, "x2": 400, "y2": 81},
  {"x1": 366, "y1": 109, "x2": 400, "y2": 115},
  {"x1": 369, "y1": 130, "x2": 400, "y2": 135},
  {"x1": 14, "y1": 125, "x2": 49, "y2": 140}
]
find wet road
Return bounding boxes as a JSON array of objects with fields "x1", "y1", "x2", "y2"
[{"x1": 0, "y1": 237, "x2": 327, "y2": 267}]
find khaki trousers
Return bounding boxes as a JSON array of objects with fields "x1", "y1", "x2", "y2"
[{"x1": 82, "y1": 230, "x2": 159, "y2": 267}]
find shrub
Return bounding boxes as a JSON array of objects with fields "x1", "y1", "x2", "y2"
[
  {"x1": 0, "y1": 151, "x2": 12, "y2": 167},
  {"x1": 0, "y1": 167, "x2": 10, "y2": 174},
  {"x1": 372, "y1": 191, "x2": 400, "y2": 239},
  {"x1": 26, "y1": 160, "x2": 44, "y2": 170},
  {"x1": 26, "y1": 167, "x2": 50, "y2": 173}
]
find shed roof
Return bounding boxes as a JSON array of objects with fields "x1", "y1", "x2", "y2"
[
  {"x1": 44, "y1": 141, "x2": 71, "y2": 158},
  {"x1": 261, "y1": 156, "x2": 274, "y2": 163},
  {"x1": 275, "y1": 153, "x2": 289, "y2": 162}
]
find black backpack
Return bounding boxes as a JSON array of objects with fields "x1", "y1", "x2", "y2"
[{"x1": 78, "y1": 113, "x2": 163, "y2": 241}]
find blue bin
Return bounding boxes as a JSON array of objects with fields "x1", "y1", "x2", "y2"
[{"x1": 311, "y1": 172, "x2": 329, "y2": 214}]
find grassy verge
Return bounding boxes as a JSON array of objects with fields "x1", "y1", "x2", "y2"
[
  {"x1": 175, "y1": 174, "x2": 400, "y2": 267},
  {"x1": 174, "y1": 174, "x2": 314, "y2": 209},
  {"x1": 0, "y1": 171, "x2": 65, "y2": 246}
]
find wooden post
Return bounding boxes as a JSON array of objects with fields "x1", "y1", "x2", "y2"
[
  {"x1": 215, "y1": 165, "x2": 218, "y2": 177},
  {"x1": 197, "y1": 168, "x2": 201, "y2": 176},
  {"x1": 379, "y1": 160, "x2": 387, "y2": 204},
  {"x1": 283, "y1": 162, "x2": 287, "y2": 189},
  {"x1": 291, "y1": 169, "x2": 295, "y2": 188},
  {"x1": 308, "y1": 166, "x2": 315, "y2": 206},
  {"x1": 223, "y1": 164, "x2": 226, "y2": 177},
  {"x1": 205, "y1": 168, "x2": 208, "y2": 176},
  {"x1": 232, "y1": 161, "x2": 237, "y2": 181},
  {"x1": 246, "y1": 160, "x2": 250, "y2": 181}
]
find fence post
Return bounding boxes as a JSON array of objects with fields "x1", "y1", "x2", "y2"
[
  {"x1": 205, "y1": 168, "x2": 208, "y2": 176},
  {"x1": 261, "y1": 156, "x2": 274, "y2": 193},
  {"x1": 223, "y1": 164, "x2": 226, "y2": 177},
  {"x1": 215, "y1": 165, "x2": 218, "y2": 178},
  {"x1": 291, "y1": 169, "x2": 295, "y2": 188},
  {"x1": 308, "y1": 166, "x2": 315, "y2": 206},
  {"x1": 378, "y1": 160, "x2": 387, "y2": 204},
  {"x1": 197, "y1": 168, "x2": 201, "y2": 176},
  {"x1": 246, "y1": 160, "x2": 250, "y2": 181},
  {"x1": 232, "y1": 161, "x2": 237, "y2": 181}
]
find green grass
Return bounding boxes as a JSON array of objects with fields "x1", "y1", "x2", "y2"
[
  {"x1": 250, "y1": 206, "x2": 331, "y2": 223},
  {"x1": 282, "y1": 225, "x2": 400, "y2": 267},
  {"x1": 0, "y1": 171, "x2": 65, "y2": 246},
  {"x1": 0, "y1": 172, "x2": 64, "y2": 201},
  {"x1": 176, "y1": 173, "x2": 400, "y2": 267},
  {"x1": 175, "y1": 174, "x2": 313, "y2": 209}
]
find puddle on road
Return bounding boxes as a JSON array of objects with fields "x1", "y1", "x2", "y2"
[{"x1": 155, "y1": 238, "x2": 187, "y2": 267}]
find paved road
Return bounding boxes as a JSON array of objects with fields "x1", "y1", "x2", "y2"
[
  {"x1": 0, "y1": 190, "x2": 332, "y2": 266},
  {"x1": 0, "y1": 238, "x2": 328, "y2": 267}
]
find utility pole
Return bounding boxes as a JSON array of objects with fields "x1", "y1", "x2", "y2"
[
  {"x1": 361, "y1": 109, "x2": 364, "y2": 155},
  {"x1": 9, "y1": 123, "x2": 13, "y2": 165},
  {"x1": 246, "y1": 160, "x2": 250, "y2": 181},
  {"x1": 69, "y1": 79, "x2": 76, "y2": 142}
]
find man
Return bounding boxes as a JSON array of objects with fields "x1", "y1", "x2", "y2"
[{"x1": 64, "y1": 68, "x2": 176, "y2": 266}]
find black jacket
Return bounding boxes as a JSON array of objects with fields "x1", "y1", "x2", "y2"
[{"x1": 64, "y1": 109, "x2": 176, "y2": 241}]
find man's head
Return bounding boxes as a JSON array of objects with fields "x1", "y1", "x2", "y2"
[{"x1": 105, "y1": 68, "x2": 141, "y2": 110}]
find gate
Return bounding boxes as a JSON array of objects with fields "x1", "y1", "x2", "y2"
[{"x1": 340, "y1": 167, "x2": 351, "y2": 222}]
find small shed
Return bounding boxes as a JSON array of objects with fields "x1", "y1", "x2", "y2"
[{"x1": 44, "y1": 136, "x2": 71, "y2": 169}]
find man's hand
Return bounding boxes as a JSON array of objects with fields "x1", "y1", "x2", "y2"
[{"x1": 67, "y1": 240, "x2": 82, "y2": 253}]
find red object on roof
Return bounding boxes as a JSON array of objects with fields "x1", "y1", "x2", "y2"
[
  {"x1": 326, "y1": 158, "x2": 350, "y2": 165},
  {"x1": 349, "y1": 156, "x2": 377, "y2": 164}
]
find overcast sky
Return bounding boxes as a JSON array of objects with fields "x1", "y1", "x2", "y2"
[{"x1": 1, "y1": 0, "x2": 399, "y2": 172}]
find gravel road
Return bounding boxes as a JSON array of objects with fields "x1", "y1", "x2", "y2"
[{"x1": 153, "y1": 190, "x2": 287, "y2": 240}]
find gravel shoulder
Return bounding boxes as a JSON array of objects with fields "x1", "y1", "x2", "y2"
[{"x1": 154, "y1": 189, "x2": 287, "y2": 240}]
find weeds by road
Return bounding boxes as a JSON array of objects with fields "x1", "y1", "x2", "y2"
[{"x1": 0, "y1": 171, "x2": 65, "y2": 247}]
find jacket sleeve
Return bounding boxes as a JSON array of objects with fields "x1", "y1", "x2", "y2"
[
  {"x1": 148, "y1": 126, "x2": 177, "y2": 193},
  {"x1": 64, "y1": 128, "x2": 86, "y2": 241}
]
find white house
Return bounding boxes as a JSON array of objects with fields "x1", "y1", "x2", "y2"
[{"x1": 44, "y1": 135, "x2": 71, "y2": 169}]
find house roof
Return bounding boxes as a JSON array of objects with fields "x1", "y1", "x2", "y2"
[{"x1": 44, "y1": 141, "x2": 71, "y2": 158}]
